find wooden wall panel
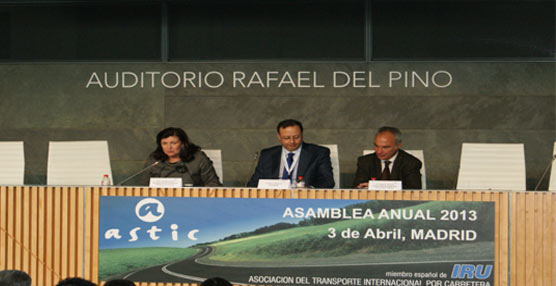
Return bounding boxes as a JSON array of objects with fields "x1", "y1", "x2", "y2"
[
  {"x1": 510, "y1": 192, "x2": 555, "y2": 286},
  {"x1": 2, "y1": 187, "x2": 554, "y2": 286},
  {"x1": 0, "y1": 186, "x2": 84, "y2": 286}
]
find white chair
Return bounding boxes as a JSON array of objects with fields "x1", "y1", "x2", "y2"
[
  {"x1": 547, "y1": 141, "x2": 556, "y2": 192},
  {"x1": 0, "y1": 141, "x2": 25, "y2": 185},
  {"x1": 47, "y1": 141, "x2": 113, "y2": 186},
  {"x1": 202, "y1": 149, "x2": 223, "y2": 183},
  {"x1": 321, "y1": 144, "x2": 340, "y2": 189},
  {"x1": 456, "y1": 143, "x2": 526, "y2": 191},
  {"x1": 363, "y1": 149, "x2": 426, "y2": 189}
]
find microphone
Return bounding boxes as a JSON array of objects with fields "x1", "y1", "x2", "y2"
[
  {"x1": 116, "y1": 161, "x2": 160, "y2": 186},
  {"x1": 533, "y1": 154, "x2": 556, "y2": 191},
  {"x1": 244, "y1": 151, "x2": 259, "y2": 186}
]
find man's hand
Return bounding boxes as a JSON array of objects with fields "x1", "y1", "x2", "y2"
[{"x1": 356, "y1": 182, "x2": 368, "y2": 189}]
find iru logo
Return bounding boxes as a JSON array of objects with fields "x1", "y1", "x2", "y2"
[{"x1": 135, "y1": 198, "x2": 165, "y2": 223}]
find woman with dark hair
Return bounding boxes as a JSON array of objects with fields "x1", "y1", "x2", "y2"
[{"x1": 141, "y1": 127, "x2": 222, "y2": 187}]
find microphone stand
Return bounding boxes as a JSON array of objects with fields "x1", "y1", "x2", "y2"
[
  {"x1": 116, "y1": 161, "x2": 160, "y2": 186},
  {"x1": 534, "y1": 154, "x2": 556, "y2": 191}
]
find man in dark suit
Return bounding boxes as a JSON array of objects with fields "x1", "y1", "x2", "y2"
[
  {"x1": 353, "y1": 126, "x2": 422, "y2": 189},
  {"x1": 247, "y1": 119, "x2": 335, "y2": 188}
]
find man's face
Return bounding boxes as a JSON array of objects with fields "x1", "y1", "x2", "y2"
[
  {"x1": 277, "y1": 125, "x2": 303, "y2": 151},
  {"x1": 374, "y1": 131, "x2": 401, "y2": 160}
]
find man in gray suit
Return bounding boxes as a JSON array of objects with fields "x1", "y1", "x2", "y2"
[{"x1": 353, "y1": 126, "x2": 422, "y2": 189}]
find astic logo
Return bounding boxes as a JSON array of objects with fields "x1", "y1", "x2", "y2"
[{"x1": 135, "y1": 198, "x2": 165, "y2": 223}]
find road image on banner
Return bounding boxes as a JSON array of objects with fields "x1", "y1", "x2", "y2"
[{"x1": 99, "y1": 197, "x2": 495, "y2": 286}]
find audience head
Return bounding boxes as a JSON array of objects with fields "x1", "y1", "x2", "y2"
[
  {"x1": 151, "y1": 127, "x2": 200, "y2": 162},
  {"x1": 104, "y1": 279, "x2": 135, "y2": 286},
  {"x1": 0, "y1": 270, "x2": 31, "y2": 286},
  {"x1": 200, "y1": 277, "x2": 232, "y2": 286},
  {"x1": 374, "y1": 126, "x2": 402, "y2": 160},
  {"x1": 276, "y1": 119, "x2": 304, "y2": 152},
  {"x1": 56, "y1": 277, "x2": 96, "y2": 286}
]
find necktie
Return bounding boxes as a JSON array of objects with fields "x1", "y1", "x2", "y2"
[
  {"x1": 282, "y1": 153, "x2": 295, "y2": 180},
  {"x1": 380, "y1": 160, "x2": 391, "y2": 180}
]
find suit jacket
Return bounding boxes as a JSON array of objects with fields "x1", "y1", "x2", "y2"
[
  {"x1": 247, "y1": 143, "x2": 335, "y2": 188},
  {"x1": 140, "y1": 151, "x2": 222, "y2": 187},
  {"x1": 352, "y1": 149, "x2": 422, "y2": 189}
]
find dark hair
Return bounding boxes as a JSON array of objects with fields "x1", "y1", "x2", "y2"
[
  {"x1": 150, "y1": 127, "x2": 201, "y2": 163},
  {"x1": 276, "y1": 119, "x2": 303, "y2": 133},
  {"x1": 56, "y1": 277, "x2": 96, "y2": 286},
  {"x1": 0, "y1": 270, "x2": 31, "y2": 286},
  {"x1": 376, "y1": 126, "x2": 402, "y2": 144},
  {"x1": 104, "y1": 279, "x2": 135, "y2": 286},
  {"x1": 200, "y1": 277, "x2": 232, "y2": 286}
]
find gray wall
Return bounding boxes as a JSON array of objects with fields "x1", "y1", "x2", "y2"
[{"x1": 0, "y1": 62, "x2": 554, "y2": 189}]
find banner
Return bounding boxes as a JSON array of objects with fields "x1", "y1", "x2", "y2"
[{"x1": 99, "y1": 197, "x2": 494, "y2": 286}]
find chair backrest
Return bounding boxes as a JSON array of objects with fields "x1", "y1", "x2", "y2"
[
  {"x1": 363, "y1": 149, "x2": 426, "y2": 189},
  {"x1": 202, "y1": 149, "x2": 223, "y2": 183},
  {"x1": 456, "y1": 143, "x2": 526, "y2": 191},
  {"x1": 320, "y1": 144, "x2": 340, "y2": 188},
  {"x1": 47, "y1": 140, "x2": 112, "y2": 186},
  {"x1": 0, "y1": 141, "x2": 25, "y2": 185},
  {"x1": 548, "y1": 141, "x2": 556, "y2": 192}
]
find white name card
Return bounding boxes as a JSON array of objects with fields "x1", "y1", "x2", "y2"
[
  {"x1": 257, "y1": 179, "x2": 291, "y2": 189},
  {"x1": 150, "y1": 177, "x2": 183, "y2": 188},
  {"x1": 368, "y1": 180, "x2": 402, "y2": 190}
]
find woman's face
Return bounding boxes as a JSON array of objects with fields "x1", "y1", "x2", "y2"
[{"x1": 160, "y1": 135, "x2": 183, "y2": 162}]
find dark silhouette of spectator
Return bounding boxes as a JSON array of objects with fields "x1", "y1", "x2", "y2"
[
  {"x1": 0, "y1": 270, "x2": 31, "y2": 286},
  {"x1": 104, "y1": 279, "x2": 135, "y2": 286},
  {"x1": 201, "y1": 277, "x2": 232, "y2": 286},
  {"x1": 56, "y1": 277, "x2": 96, "y2": 286}
]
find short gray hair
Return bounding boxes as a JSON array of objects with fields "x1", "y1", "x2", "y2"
[{"x1": 376, "y1": 126, "x2": 402, "y2": 144}]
